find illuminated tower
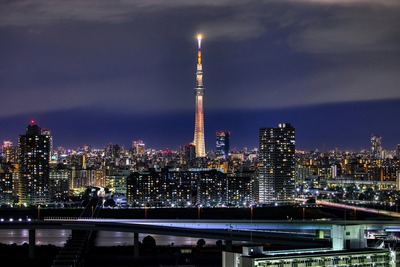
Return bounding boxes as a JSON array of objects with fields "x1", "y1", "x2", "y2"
[{"x1": 193, "y1": 33, "x2": 206, "y2": 158}]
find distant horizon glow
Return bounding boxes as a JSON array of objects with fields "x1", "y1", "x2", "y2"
[{"x1": 1, "y1": 99, "x2": 399, "y2": 153}]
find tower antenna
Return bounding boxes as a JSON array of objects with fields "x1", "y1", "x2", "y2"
[{"x1": 193, "y1": 33, "x2": 206, "y2": 158}]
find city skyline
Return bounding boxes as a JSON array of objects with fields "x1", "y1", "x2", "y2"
[{"x1": 0, "y1": 1, "x2": 399, "y2": 151}]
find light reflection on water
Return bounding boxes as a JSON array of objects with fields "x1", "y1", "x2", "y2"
[
  {"x1": 0, "y1": 229, "x2": 71, "y2": 247},
  {"x1": 94, "y1": 231, "x2": 221, "y2": 247},
  {"x1": 0, "y1": 229, "x2": 229, "y2": 247}
]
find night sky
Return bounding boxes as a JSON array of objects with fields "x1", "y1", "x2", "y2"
[{"x1": 1, "y1": 1, "x2": 399, "y2": 152}]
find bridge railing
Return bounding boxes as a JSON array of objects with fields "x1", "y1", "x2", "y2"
[{"x1": 44, "y1": 216, "x2": 110, "y2": 221}]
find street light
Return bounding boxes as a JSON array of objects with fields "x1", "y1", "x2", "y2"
[{"x1": 37, "y1": 205, "x2": 40, "y2": 220}]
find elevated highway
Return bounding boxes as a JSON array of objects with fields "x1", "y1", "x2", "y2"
[
  {"x1": 2, "y1": 218, "x2": 400, "y2": 244},
  {"x1": 2, "y1": 216, "x2": 400, "y2": 260},
  {"x1": 0, "y1": 218, "x2": 333, "y2": 247}
]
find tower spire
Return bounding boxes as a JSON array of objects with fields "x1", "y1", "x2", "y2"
[
  {"x1": 193, "y1": 33, "x2": 206, "y2": 158},
  {"x1": 196, "y1": 34, "x2": 203, "y2": 88}
]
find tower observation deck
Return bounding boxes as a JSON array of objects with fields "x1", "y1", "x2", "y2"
[{"x1": 193, "y1": 34, "x2": 206, "y2": 158}]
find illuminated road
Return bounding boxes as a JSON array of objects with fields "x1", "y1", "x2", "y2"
[
  {"x1": 74, "y1": 218, "x2": 400, "y2": 234},
  {"x1": 1, "y1": 217, "x2": 400, "y2": 247},
  {"x1": 0, "y1": 218, "x2": 333, "y2": 247},
  {"x1": 3, "y1": 199, "x2": 400, "y2": 248},
  {"x1": 315, "y1": 200, "x2": 400, "y2": 219}
]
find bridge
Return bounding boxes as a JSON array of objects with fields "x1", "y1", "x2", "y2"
[
  {"x1": 2, "y1": 218, "x2": 400, "y2": 254},
  {"x1": 0, "y1": 218, "x2": 333, "y2": 247},
  {"x1": 2, "y1": 198, "x2": 400, "y2": 266}
]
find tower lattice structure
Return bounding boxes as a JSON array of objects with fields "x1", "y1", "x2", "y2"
[{"x1": 193, "y1": 34, "x2": 206, "y2": 158}]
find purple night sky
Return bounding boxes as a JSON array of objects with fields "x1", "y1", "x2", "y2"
[{"x1": 0, "y1": 1, "x2": 399, "y2": 151}]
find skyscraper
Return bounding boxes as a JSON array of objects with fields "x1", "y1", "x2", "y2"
[
  {"x1": 216, "y1": 131, "x2": 230, "y2": 158},
  {"x1": 258, "y1": 123, "x2": 295, "y2": 204},
  {"x1": 41, "y1": 128, "x2": 53, "y2": 158},
  {"x1": 1, "y1": 140, "x2": 18, "y2": 164},
  {"x1": 193, "y1": 34, "x2": 206, "y2": 158},
  {"x1": 371, "y1": 134, "x2": 382, "y2": 160},
  {"x1": 132, "y1": 140, "x2": 145, "y2": 156},
  {"x1": 185, "y1": 143, "x2": 196, "y2": 163},
  {"x1": 397, "y1": 144, "x2": 400, "y2": 158},
  {"x1": 18, "y1": 121, "x2": 51, "y2": 205}
]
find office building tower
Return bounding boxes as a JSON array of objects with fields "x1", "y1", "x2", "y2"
[
  {"x1": 41, "y1": 128, "x2": 53, "y2": 158},
  {"x1": 132, "y1": 140, "x2": 145, "y2": 156},
  {"x1": 127, "y1": 168, "x2": 227, "y2": 208},
  {"x1": 216, "y1": 131, "x2": 230, "y2": 158},
  {"x1": 185, "y1": 143, "x2": 196, "y2": 163},
  {"x1": 49, "y1": 167, "x2": 71, "y2": 202},
  {"x1": 0, "y1": 172, "x2": 13, "y2": 204},
  {"x1": 397, "y1": 144, "x2": 400, "y2": 158},
  {"x1": 1, "y1": 141, "x2": 18, "y2": 164},
  {"x1": 106, "y1": 169, "x2": 130, "y2": 196},
  {"x1": 106, "y1": 144, "x2": 120, "y2": 158},
  {"x1": 0, "y1": 141, "x2": 18, "y2": 204},
  {"x1": 193, "y1": 34, "x2": 206, "y2": 158},
  {"x1": 371, "y1": 134, "x2": 382, "y2": 160},
  {"x1": 18, "y1": 121, "x2": 51, "y2": 205},
  {"x1": 258, "y1": 123, "x2": 295, "y2": 204}
]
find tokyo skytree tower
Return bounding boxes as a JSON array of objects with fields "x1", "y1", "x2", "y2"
[{"x1": 193, "y1": 34, "x2": 206, "y2": 158}]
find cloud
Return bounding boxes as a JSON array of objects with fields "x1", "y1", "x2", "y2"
[
  {"x1": 291, "y1": 0, "x2": 400, "y2": 7},
  {"x1": 201, "y1": 16, "x2": 265, "y2": 41},
  {"x1": 0, "y1": 0, "x2": 399, "y2": 117},
  {"x1": 1, "y1": 0, "x2": 399, "y2": 47},
  {"x1": 287, "y1": 7, "x2": 400, "y2": 53},
  {"x1": 0, "y1": 71, "x2": 193, "y2": 118},
  {"x1": 0, "y1": 0, "x2": 265, "y2": 42},
  {"x1": 226, "y1": 64, "x2": 400, "y2": 110},
  {"x1": 0, "y1": 0, "x2": 242, "y2": 26}
]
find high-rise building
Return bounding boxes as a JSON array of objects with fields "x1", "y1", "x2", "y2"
[
  {"x1": 41, "y1": 128, "x2": 53, "y2": 158},
  {"x1": 1, "y1": 141, "x2": 18, "y2": 164},
  {"x1": 0, "y1": 141, "x2": 18, "y2": 204},
  {"x1": 258, "y1": 123, "x2": 295, "y2": 204},
  {"x1": 397, "y1": 144, "x2": 400, "y2": 158},
  {"x1": 18, "y1": 121, "x2": 51, "y2": 206},
  {"x1": 193, "y1": 34, "x2": 206, "y2": 158},
  {"x1": 216, "y1": 131, "x2": 230, "y2": 158},
  {"x1": 0, "y1": 172, "x2": 13, "y2": 205},
  {"x1": 127, "y1": 168, "x2": 227, "y2": 207},
  {"x1": 184, "y1": 143, "x2": 196, "y2": 163},
  {"x1": 49, "y1": 167, "x2": 70, "y2": 202},
  {"x1": 132, "y1": 140, "x2": 145, "y2": 156},
  {"x1": 371, "y1": 134, "x2": 382, "y2": 160}
]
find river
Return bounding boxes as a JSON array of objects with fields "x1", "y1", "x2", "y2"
[{"x1": 0, "y1": 229, "x2": 224, "y2": 247}]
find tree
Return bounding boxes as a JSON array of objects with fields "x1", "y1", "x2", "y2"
[
  {"x1": 103, "y1": 198, "x2": 115, "y2": 208},
  {"x1": 306, "y1": 197, "x2": 316, "y2": 204},
  {"x1": 142, "y1": 235, "x2": 156, "y2": 252},
  {"x1": 197, "y1": 238, "x2": 206, "y2": 247},
  {"x1": 216, "y1": 240, "x2": 223, "y2": 247}
]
